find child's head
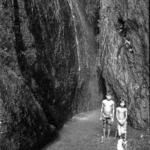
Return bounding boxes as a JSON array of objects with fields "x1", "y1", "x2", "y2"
[
  {"x1": 106, "y1": 94, "x2": 112, "y2": 100},
  {"x1": 120, "y1": 99, "x2": 125, "y2": 107}
]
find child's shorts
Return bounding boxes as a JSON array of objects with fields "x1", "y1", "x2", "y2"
[{"x1": 103, "y1": 117, "x2": 112, "y2": 128}]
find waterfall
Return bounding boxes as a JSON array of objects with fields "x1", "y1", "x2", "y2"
[
  {"x1": 72, "y1": 0, "x2": 91, "y2": 69},
  {"x1": 67, "y1": 0, "x2": 81, "y2": 72}
]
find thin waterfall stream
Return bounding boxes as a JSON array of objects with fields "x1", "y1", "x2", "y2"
[{"x1": 67, "y1": 0, "x2": 81, "y2": 72}]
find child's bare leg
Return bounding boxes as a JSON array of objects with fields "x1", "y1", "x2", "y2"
[
  {"x1": 117, "y1": 124, "x2": 121, "y2": 138},
  {"x1": 107, "y1": 120, "x2": 111, "y2": 138},
  {"x1": 102, "y1": 119, "x2": 106, "y2": 138},
  {"x1": 101, "y1": 127, "x2": 105, "y2": 143},
  {"x1": 103, "y1": 127, "x2": 106, "y2": 138},
  {"x1": 107, "y1": 126, "x2": 110, "y2": 138}
]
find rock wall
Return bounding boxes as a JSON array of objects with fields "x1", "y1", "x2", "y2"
[
  {"x1": 0, "y1": 0, "x2": 102, "y2": 149},
  {"x1": 0, "y1": 0, "x2": 78, "y2": 149},
  {"x1": 98, "y1": 0, "x2": 149, "y2": 128},
  {"x1": 0, "y1": 0, "x2": 149, "y2": 149}
]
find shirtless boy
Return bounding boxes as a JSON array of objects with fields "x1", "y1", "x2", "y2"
[
  {"x1": 100, "y1": 94, "x2": 115, "y2": 140},
  {"x1": 116, "y1": 100, "x2": 127, "y2": 139}
]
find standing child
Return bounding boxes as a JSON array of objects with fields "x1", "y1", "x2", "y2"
[
  {"x1": 100, "y1": 94, "x2": 115, "y2": 142},
  {"x1": 116, "y1": 99, "x2": 127, "y2": 139}
]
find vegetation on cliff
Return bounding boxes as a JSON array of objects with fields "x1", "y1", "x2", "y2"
[{"x1": 0, "y1": 0, "x2": 149, "y2": 149}]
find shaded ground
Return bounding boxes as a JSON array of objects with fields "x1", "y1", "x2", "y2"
[{"x1": 43, "y1": 110, "x2": 150, "y2": 150}]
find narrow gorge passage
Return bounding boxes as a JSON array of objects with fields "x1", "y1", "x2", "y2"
[
  {"x1": 43, "y1": 110, "x2": 117, "y2": 150},
  {"x1": 43, "y1": 110, "x2": 150, "y2": 150},
  {"x1": 69, "y1": 0, "x2": 103, "y2": 110},
  {"x1": 0, "y1": 0, "x2": 149, "y2": 150}
]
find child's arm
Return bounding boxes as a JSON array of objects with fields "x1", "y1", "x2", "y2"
[
  {"x1": 116, "y1": 108, "x2": 124, "y2": 125},
  {"x1": 111, "y1": 102, "x2": 115, "y2": 122},
  {"x1": 122, "y1": 108, "x2": 127, "y2": 124},
  {"x1": 116, "y1": 108, "x2": 119, "y2": 122},
  {"x1": 100, "y1": 102, "x2": 104, "y2": 120}
]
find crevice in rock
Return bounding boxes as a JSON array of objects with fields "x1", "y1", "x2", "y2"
[
  {"x1": 97, "y1": 67, "x2": 107, "y2": 100},
  {"x1": 0, "y1": 0, "x2": 149, "y2": 149}
]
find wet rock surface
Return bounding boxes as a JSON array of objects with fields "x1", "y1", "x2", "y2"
[
  {"x1": 98, "y1": 0, "x2": 149, "y2": 128},
  {"x1": 0, "y1": 0, "x2": 78, "y2": 149},
  {"x1": 0, "y1": 0, "x2": 149, "y2": 149}
]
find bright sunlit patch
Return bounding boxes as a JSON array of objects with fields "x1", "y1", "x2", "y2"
[{"x1": 72, "y1": 116, "x2": 89, "y2": 121}]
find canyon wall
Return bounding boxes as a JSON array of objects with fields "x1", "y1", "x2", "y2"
[
  {"x1": 0, "y1": 0, "x2": 149, "y2": 149},
  {"x1": 98, "y1": 0, "x2": 149, "y2": 128}
]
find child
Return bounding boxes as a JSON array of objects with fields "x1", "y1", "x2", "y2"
[
  {"x1": 116, "y1": 99, "x2": 127, "y2": 139},
  {"x1": 100, "y1": 94, "x2": 115, "y2": 141}
]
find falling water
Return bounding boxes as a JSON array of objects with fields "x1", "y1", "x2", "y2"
[
  {"x1": 68, "y1": 0, "x2": 103, "y2": 109},
  {"x1": 67, "y1": 0, "x2": 81, "y2": 72},
  {"x1": 73, "y1": 0, "x2": 89, "y2": 69},
  {"x1": 67, "y1": 0, "x2": 96, "y2": 70},
  {"x1": 72, "y1": 0, "x2": 98, "y2": 68}
]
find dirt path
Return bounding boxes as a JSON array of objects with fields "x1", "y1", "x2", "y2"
[
  {"x1": 43, "y1": 110, "x2": 150, "y2": 150},
  {"x1": 43, "y1": 110, "x2": 117, "y2": 150}
]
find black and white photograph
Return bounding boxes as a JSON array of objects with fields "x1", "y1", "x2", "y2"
[{"x1": 0, "y1": 0, "x2": 149, "y2": 150}]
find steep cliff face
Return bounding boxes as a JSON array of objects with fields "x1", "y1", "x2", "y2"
[
  {"x1": 0, "y1": 0, "x2": 102, "y2": 149},
  {"x1": 98, "y1": 0, "x2": 149, "y2": 128},
  {"x1": 0, "y1": 0, "x2": 149, "y2": 149},
  {"x1": 0, "y1": 0, "x2": 78, "y2": 149},
  {"x1": 14, "y1": 0, "x2": 78, "y2": 124}
]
